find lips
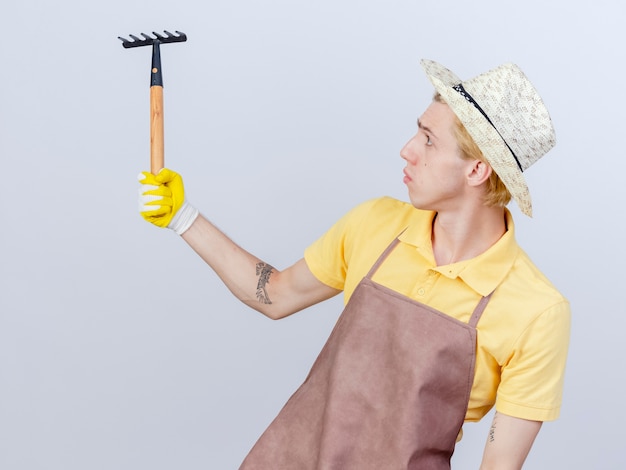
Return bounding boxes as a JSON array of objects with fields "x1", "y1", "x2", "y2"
[{"x1": 403, "y1": 168, "x2": 412, "y2": 183}]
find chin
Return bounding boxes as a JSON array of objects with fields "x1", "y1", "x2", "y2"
[
  {"x1": 407, "y1": 194, "x2": 428, "y2": 210},
  {"x1": 409, "y1": 200, "x2": 431, "y2": 211}
]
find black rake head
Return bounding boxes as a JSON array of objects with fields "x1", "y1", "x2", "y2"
[{"x1": 118, "y1": 30, "x2": 187, "y2": 48}]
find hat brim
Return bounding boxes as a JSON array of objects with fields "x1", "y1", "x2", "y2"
[{"x1": 420, "y1": 60, "x2": 532, "y2": 217}]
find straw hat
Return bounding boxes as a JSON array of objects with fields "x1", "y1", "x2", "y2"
[{"x1": 420, "y1": 59, "x2": 556, "y2": 217}]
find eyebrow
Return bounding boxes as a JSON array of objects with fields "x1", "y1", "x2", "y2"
[{"x1": 417, "y1": 119, "x2": 437, "y2": 139}]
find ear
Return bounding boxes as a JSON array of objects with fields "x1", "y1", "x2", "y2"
[{"x1": 466, "y1": 159, "x2": 492, "y2": 187}]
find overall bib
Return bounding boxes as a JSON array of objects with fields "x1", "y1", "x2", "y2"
[{"x1": 240, "y1": 237, "x2": 492, "y2": 469}]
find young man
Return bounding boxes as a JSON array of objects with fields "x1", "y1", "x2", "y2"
[{"x1": 138, "y1": 59, "x2": 570, "y2": 469}]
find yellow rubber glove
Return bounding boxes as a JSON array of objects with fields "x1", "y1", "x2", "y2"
[{"x1": 138, "y1": 168, "x2": 199, "y2": 234}]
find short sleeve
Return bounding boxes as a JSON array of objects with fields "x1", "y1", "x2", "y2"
[
  {"x1": 495, "y1": 300, "x2": 571, "y2": 421},
  {"x1": 304, "y1": 199, "x2": 380, "y2": 290}
]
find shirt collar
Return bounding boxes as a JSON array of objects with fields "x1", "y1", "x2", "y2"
[{"x1": 398, "y1": 209, "x2": 519, "y2": 296}]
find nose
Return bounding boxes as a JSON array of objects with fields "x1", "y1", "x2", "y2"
[{"x1": 400, "y1": 135, "x2": 417, "y2": 164}]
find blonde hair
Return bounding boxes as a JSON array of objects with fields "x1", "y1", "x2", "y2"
[{"x1": 433, "y1": 93, "x2": 511, "y2": 208}]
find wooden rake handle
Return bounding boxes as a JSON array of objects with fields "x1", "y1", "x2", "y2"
[
  {"x1": 150, "y1": 42, "x2": 165, "y2": 175},
  {"x1": 150, "y1": 84, "x2": 164, "y2": 174}
]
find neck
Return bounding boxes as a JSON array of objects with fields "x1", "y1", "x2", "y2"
[{"x1": 431, "y1": 205, "x2": 507, "y2": 266}]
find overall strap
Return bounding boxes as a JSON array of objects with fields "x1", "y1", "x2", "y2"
[
  {"x1": 468, "y1": 291, "x2": 495, "y2": 328},
  {"x1": 364, "y1": 234, "x2": 404, "y2": 280}
]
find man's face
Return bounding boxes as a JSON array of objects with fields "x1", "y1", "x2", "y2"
[{"x1": 400, "y1": 101, "x2": 471, "y2": 212}]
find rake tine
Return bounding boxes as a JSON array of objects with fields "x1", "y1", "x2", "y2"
[
  {"x1": 163, "y1": 30, "x2": 183, "y2": 39},
  {"x1": 168, "y1": 31, "x2": 187, "y2": 43},
  {"x1": 164, "y1": 30, "x2": 186, "y2": 39},
  {"x1": 117, "y1": 34, "x2": 147, "y2": 48}
]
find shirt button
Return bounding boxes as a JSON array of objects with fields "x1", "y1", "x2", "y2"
[{"x1": 417, "y1": 288, "x2": 425, "y2": 296}]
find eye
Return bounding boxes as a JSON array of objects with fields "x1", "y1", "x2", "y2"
[{"x1": 425, "y1": 134, "x2": 432, "y2": 146}]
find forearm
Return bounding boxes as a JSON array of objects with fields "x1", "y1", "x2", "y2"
[
  {"x1": 180, "y1": 214, "x2": 279, "y2": 315},
  {"x1": 180, "y1": 214, "x2": 338, "y2": 319}
]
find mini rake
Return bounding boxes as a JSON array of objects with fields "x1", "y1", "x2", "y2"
[{"x1": 118, "y1": 30, "x2": 188, "y2": 174}]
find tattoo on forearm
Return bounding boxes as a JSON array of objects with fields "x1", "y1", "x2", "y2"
[
  {"x1": 489, "y1": 413, "x2": 498, "y2": 443},
  {"x1": 255, "y1": 262, "x2": 274, "y2": 305}
]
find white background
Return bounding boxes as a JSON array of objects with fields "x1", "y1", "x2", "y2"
[{"x1": 1, "y1": 0, "x2": 624, "y2": 468}]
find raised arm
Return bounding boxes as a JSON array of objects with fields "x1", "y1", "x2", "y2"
[
  {"x1": 181, "y1": 215, "x2": 340, "y2": 318},
  {"x1": 138, "y1": 168, "x2": 340, "y2": 319},
  {"x1": 479, "y1": 412, "x2": 542, "y2": 470}
]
